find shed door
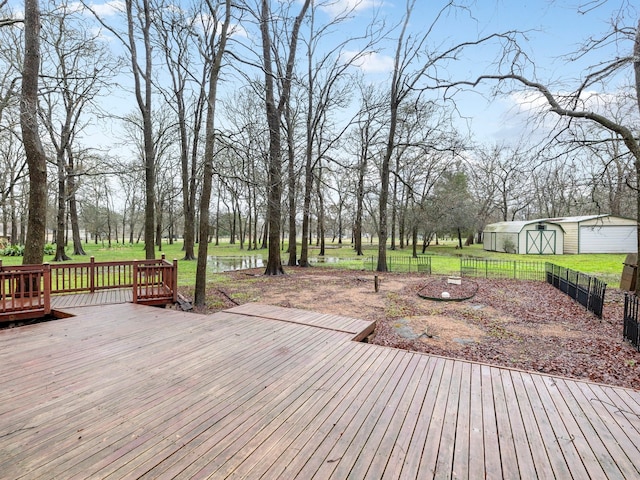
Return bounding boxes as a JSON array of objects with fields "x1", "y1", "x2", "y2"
[
  {"x1": 526, "y1": 230, "x2": 556, "y2": 254},
  {"x1": 490, "y1": 232, "x2": 497, "y2": 251},
  {"x1": 579, "y1": 226, "x2": 637, "y2": 253}
]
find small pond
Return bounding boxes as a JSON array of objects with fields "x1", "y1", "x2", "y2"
[
  {"x1": 207, "y1": 255, "x2": 264, "y2": 272},
  {"x1": 207, "y1": 255, "x2": 349, "y2": 272}
]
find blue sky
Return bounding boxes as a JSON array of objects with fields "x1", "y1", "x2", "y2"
[
  {"x1": 2, "y1": 0, "x2": 636, "y2": 148},
  {"x1": 326, "y1": 0, "x2": 636, "y2": 143}
]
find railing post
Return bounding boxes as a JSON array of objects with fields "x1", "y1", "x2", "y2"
[
  {"x1": 90, "y1": 256, "x2": 95, "y2": 293},
  {"x1": 132, "y1": 261, "x2": 138, "y2": 304},
  {"x1": 172, "y1": 259, "x2": 178, "y2": 303},
  {"x1": 43, "y1": 263, "x2": 51, "y2": 315}
]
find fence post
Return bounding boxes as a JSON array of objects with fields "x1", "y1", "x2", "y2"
[
  {"x1": 513, "y1": 261, "x2": 517, "y2": 280},
  {"x1": 89, "y1": 256, "x2": 95, "y2": 293}
]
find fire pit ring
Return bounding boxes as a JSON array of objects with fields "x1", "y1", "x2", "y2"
[{"x1": 417, "y1": 277, "x2": 478, "y2": 302}]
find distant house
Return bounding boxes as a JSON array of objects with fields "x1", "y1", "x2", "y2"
[
  {"x1": 483, "y1": 219, "x2": 565, "y2": 254},
  {"x1": 483, "y1": 214, "x2": 637, "y2": 254}
]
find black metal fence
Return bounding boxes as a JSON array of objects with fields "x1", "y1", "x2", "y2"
[
  {"x1": 624, "y1": 294, "x2": 640, "y2": 350},
  {"x1": 460, "y1": 258, "x2": 546, "y2": 281},
  {"x1": 545, "y1": 263, "x2": 606, "y2": 318},
  {"x1": 384, "y1": 255, "x2": 432, "y2": 273}
]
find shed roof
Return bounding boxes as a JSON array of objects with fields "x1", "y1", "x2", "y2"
[
  {"x1": 483, "y1": 219, "x2": 564, "y2": 234},
  {"x1": 550, "y1": 214, "x2": 637, "y2": 225},
  {"x1": 549, "y1": 214, "x2": 608, "y2": 224}
]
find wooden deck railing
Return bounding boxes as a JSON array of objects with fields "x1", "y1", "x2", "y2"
[
  {"x1": 0, "y1": 264, "x2": 51, "y2": 321},
  {"x1": 0, "y1": 256, "x2": 178, "y2": 321}
]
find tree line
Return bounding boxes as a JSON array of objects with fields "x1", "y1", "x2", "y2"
[{"x1": 1, "y1": 0, "x2": 638, "y2": 303}]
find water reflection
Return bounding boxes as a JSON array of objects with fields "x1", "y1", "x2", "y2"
[
  {"x1": 207, "y1": 255, "x2": 347, "y2": 272},
  {"x1": 207, "y1": 255, "x2": 264, "y2": 272}
]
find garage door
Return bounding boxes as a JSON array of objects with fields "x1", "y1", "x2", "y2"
[{"x1": 579, "y1": 226, "x2": 637, "y2": 253}]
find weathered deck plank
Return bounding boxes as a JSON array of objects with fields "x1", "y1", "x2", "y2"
[
  {"x1": 226, "y1": 302, "x2": 375, "y2": 337},
  {"x1": 49, "y1": 288, "x2": 132, "y2": 308},
  {"x1": 1, "y1": 303, "x2": 640, "y2": 479}
]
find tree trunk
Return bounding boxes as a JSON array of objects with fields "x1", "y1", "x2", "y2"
[
  {"x1": 261, "y1": 1, "x2": 284, "y2": 275},
  {"x1": 53, "y1": 149, "x2": 71, "y2": 261},
  {"x1": 194, "y1": 0, "x2": 231, "y2": 306},
  {"x1": 317, "y1": 168, "x2": 325, "y2": 256},
  {"x1": 299, "y1": 156, "x2": 314, "y2": 267},
  {"x1": 412, "y1": 226, "x2": 418, "y2": 258},
  {"x1": 286, "y1": 105, "x2": 297, "y2": 266},
  {"x1": 125, "y1": 0, "x2": 156, "y2": 260},
  {"x1": 634, "y1": 19, "x2": 640, "y2": 296},
  {"x1": 67, "y1": 156, "x2": 86, "y2": 255},
  {"x1": 21, "y1": 0, "x2": 47, "y2": 266},
  {"x1": 260, "y1": 0, "x2": 310, "y2": 275},
  {"x1": 390, "y1": 162, "x2": 398, "y2": 250},
  {"x1": 354, "y1": 136, "x2": 367, "y2": 256}
]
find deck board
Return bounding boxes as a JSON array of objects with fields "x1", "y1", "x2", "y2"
[
  {"x1": 226, "y1": 302, "x2": 375, "y2": 337},
  {"x1": 1, "y1": 302, "x2": 640, "y2": 479},
  {"x1": 49, "y1": 288, "x2": 132, "y2": 309}
]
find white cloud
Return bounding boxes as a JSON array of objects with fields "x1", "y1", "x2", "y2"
[
  {"x1": 319, "y1": 0, "x2": 381, "y2": 18},
  {"x1": 80, "y1": 1, "x2": 125, "y2": 17},
  {"x1": 509, "y1": 89, "x2": 621, "y2": 117},
  {"x1": 341, "y1": 50, "x2": 394, "y2": 74},
  {"x1": 194, "y1": 13, "x2": 248, "y2": 39}
]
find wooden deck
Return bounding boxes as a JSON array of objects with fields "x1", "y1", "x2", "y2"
[
  {"x1": 1, "y1": 302, "x2": 640, "y2": 479},
  {"x1": 50, "y1": 288, "x2": 133, "y2": 309}
]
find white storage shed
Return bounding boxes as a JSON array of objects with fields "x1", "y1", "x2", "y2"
[
  {"x1": 483, "y1": 219, "x2": 565, "y2": 254},
  {"x1": 551, "y1": 215, "x2": 637, "y2": 254}
]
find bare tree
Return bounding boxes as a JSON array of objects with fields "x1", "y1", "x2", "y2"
[
  {"x1": 39, "y1": 3, "x2": 116, "y2": 260},
  {"x1": 0, "y1": 0, "x2": 22, "y2": 28},
  {"x1": 375, "y1": 0, "x2": 515, "y2": 271},
  {"x1": 454, "y1": 6, "x2": 640, "y2": 288},
  {"x1": 259, "y1": 0, "x2": 310, "y2": 275},
  {"x1": 0, "y1": 21, "x2": 25, "y2": 241},
  {"x1": 470, "y1": 143, "x2": 534, "y2": 222},
  {"x1": 194, "y1": 0, "x2": 232, "y2": 307},
  {"x1": 297, "y1": 1, "x2": 381, "y2": 267},
  {"x1": 83, "y1": 0, "x2": 158, "y2": 259},
  {"x1": 154, "y1": 1, "x2": 209, "y2": 261},
  {"x1": 220, "y1": 86, "x2": 270, "y2": 251},
  {"x1": 350, "y1": 83, "x2": 386, "y2": 256}
]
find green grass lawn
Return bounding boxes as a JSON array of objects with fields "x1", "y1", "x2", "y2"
[{"x1": 1, "y1": 239, "x2": 629, "y2": 288}]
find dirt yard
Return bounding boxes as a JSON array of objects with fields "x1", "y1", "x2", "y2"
[{"x1": 180, "y1": 267, "x2": 640, "y2": 390}]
